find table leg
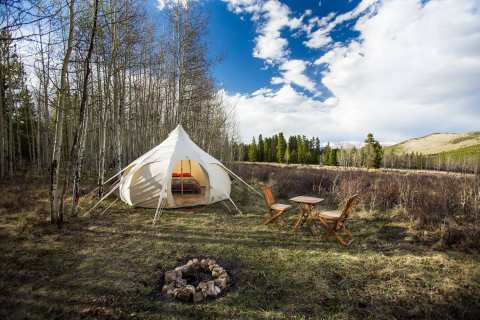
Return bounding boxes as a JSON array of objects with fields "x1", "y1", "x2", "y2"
[
  {"x1": 293, "y1": 206, "x2": 304, "y2": 232},
  {"x1": 293, "y1": 204, "x2": 311, "y2": 232}
]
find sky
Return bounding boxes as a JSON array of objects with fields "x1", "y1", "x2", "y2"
[{"x1": 149, "y1": 0, "x2": 478, "y2": 143}]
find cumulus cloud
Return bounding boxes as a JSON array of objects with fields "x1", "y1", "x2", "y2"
[
  {"x1": 272, "y1": 59, "x2": 317, "y2": 93},
  {"x1": 157, "y1": 0, "x2": 194, "y2": 10},
  {"x1": 222, "y1": 85, "x2": 335, "y2": 140},
  {"x1": 304, "y1": 0, "x2": 377, "y2": 49},
  {"x1": 224, "y1": 0, "x2": 302, "y2": 64},
  {"x1": 224, "y1": 1, "x2": 317, "y2": 94},
  {"x1": 225, "y1": 0, "x2": 480, "y2": 143},
  {"x1": 316, "y1": 0, "x2": 480, "y2": 141}
]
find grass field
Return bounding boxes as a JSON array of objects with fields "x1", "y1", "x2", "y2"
[
  {"x1": 1, "y1": 178, "x2": 480, "y2": 320},
  {"x1": 434, "y1": 144, "x2": 480, "y2": 159},
  {"x1": 385, "y1": 132, "x2": 480, "y2": 155}
]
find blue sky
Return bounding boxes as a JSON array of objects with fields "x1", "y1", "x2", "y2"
[
  {"x1": 153, "y1": 0, "x2": 480, "y2": 143},
  {"x1": 207, "y1": 0, "x2": 362, "y2": 96}
]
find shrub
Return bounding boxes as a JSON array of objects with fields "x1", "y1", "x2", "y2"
[{"x1": 232, "y1": 163, "x2": 480, "y2": 228}]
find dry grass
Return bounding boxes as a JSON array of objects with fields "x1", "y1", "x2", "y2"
[
  {"x1": 0, "y1": 177, "x2": 479, "y2": 319},
  {"x1": 386, "y1": 132, "x2": 480, "y2": 155},
  {"x1": 233, "y1": 163, "x2": 480, "y2": 251}
]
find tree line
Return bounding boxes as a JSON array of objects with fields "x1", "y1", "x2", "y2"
[
  {"x1": 237, "y1": 131, "x2": 479, "y2": 173},
  {"x1": 383, "y1": 150, "x2": 480, "y2": 173},
  {"x1": 234, "y1": 133, "x2": 384, "y2": 168},
  {"x1": 1, "y1": 0, "x2": 236, "y2": 226}
]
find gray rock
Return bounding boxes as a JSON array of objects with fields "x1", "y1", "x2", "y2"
[
  {"x1": 185, "y1": 285, "x2": 196, "y2": 295},
  {"x1": 212, "y1": 266, "x2": 225, "y2": 278},
  {"x1": 191, "y1": 258, "x2": 200, "y2": 269},
  {"x1": 207, "y1": 259, "x2": 216, "y2": 267},
  {"x1": 164, "y1": 270, "x2": 180, "y2": 283},
  {"x1": 214, "y1": 285, "x2": 221, "y2": 295},
  {"x1": 174, "y1": 287, "x2": 192, "y2": 302},
  {"x1": 175, "y1": 264, "x2": 191, "y2": 274},
  {"x1": 214, "y1": 276, "x2": 229, "y2": 289},
  {"x1": 175, "y1": 278, "x2": 187, "y2": 287},
  {"x1": 200, "y1": 259, "x2": 209, "y2": 270},
  {"x1": 197, "y1": 281, "x2": 208, "y2": 291},
  {"x1": 205, "y1": 281, "x2": 217, "y2": 297}
]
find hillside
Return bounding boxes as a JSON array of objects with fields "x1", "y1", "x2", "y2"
[{"x1": 385, "y1": 132, "x2": 480, "y2": 155}]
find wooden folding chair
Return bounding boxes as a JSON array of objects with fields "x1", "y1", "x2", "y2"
[
  {"x1": 310, "y1": 194, "x2": 360, "y2": 246},
  {"x1": 261, "y1": 185, "x2": 292, "y2": 226}
]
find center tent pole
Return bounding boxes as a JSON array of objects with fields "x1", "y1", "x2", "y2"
[{"x1": 180, "y1": 160, "x2": 183, "y2": 195}]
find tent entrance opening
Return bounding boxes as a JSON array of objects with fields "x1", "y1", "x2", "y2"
[{"x1": 171, "y1": 160, "x2": 209, "y2": 207}]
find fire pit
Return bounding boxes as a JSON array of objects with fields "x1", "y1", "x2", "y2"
[{"x1": 161, "y1": 258, "x2": 230, "y2": 303}]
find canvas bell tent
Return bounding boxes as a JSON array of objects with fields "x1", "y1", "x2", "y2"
[
  {"x1": 119, "y1": 125, "x2": 233, "y2": 209},
  {"x1": 86, "y1": 125, "x2": 258, "y2": 221}
]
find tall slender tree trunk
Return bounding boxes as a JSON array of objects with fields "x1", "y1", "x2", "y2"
[
  {"x1": 97, "y1": 55, "x2": 106, "y2": 198},
  {"x1": 109, "y1": 0, "x2": 122, "y2": 173},
  {"x1": 0, "y1": 55, "x2": 5, "y2": 179},
  {"x1": 70, "y1": 0, "x2": 99, "y2": 216},
  {"x1": 50, "y1": 0, "x2": 75, "y2": 226},
  {"x1": 38, "y1": 19, "x2": 52, "y2": 171}
]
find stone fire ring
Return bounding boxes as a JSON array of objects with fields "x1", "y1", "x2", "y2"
[{"x1": 162, "y1": 258, "x2": 230, "y2": 303}]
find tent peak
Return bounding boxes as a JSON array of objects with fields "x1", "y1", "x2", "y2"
[{"x1": 171, "y1": 124, "x2": 187, "y2": 135}]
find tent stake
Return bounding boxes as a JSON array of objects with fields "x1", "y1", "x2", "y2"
[{"x1": 227, "y1": 197, "x2": 242, "y2": 214}]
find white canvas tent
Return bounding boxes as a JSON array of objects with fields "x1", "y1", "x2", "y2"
[
  {"x1": 119, "y1": 125, "x2": 232, "y2": 209},
  {"x1": 86, "y1": 124, "x2": 260, "y2": 222}
]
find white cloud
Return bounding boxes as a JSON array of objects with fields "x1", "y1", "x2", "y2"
[
  {"x1": 304, "y1": 0, "x2": 377, "y2": 49},
  {"x1": 253, "y1": 33, "x2": 289, "y2": 62},
  {"x1": 318, "y1": 0, "x2": 480, "y2": 141},
  {"x1": 222, "y1": 85, "x2": 335, "y2": 140},
  {"x1": 252, "y1": 87, "x2": 274, "y2": 96},
  {"x1": 157, "y1": 0, "x2": 194, "y2": 10},
  {"x1": 223, "y1": 0, "x2": 261, "y2": 14},
  {"x1": 225, "y1": 0, "x2": 480, "y2": 143},
  {"x1": 224, "y1": 1, "x2": 316, "y2": 93},
  {"x1": 224, "y1": 0, "x2": 302, "y2": 64},
  {"x1": 273, "y1": 59, "x2": 316, "y2": 92}
]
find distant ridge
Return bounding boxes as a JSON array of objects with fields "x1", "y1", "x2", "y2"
[{"x1": 385, "y1": 131, "x2": 480, "y2": 155}]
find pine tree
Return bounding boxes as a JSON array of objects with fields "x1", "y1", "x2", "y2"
[
  {"x1": 363, "y1": 133, "x2": 383, "y2": 168},
  {"x1": 257, "y1": 134, "x2": 264, "y2": 162},
  {"x1": 276, "y1": 132, "x2": 286, "y2": 163},
  {"x1": 323, "y1": 143, "x2": 331, "y2": 165},
  {"x1": 264, "y1": 138, "x2": 271, "y2": 162},
  {"x1": 248, "y1": 137, "x2": 258, "y2": 162},
  {"x1": 284, "y1": 144, "x2": 290, "y2": 163},
  {"x1": 314, "y1": 137, "x2": 321, "y2": 164},
  {"x1": 330, "y1": 148, "x2": 338, "y2": 166},
  {"x1": 271, "y1": 135, "x2": 278, "y2": 162},
  {"x1": 288, "y1": 136, "x2": 297, "y2": 163}
]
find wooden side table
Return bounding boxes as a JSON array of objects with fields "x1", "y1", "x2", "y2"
[{"x1": 289, "y1": 196, "x2": 324, "y2": 232}]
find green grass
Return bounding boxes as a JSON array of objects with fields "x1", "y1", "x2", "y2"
[
  {"x1": 450, "y1": 132, "x2": 480, "y2": 144},
  {"x1": 433, "y1": 144, "x2": 480, "y2": 159},
  {"x1": 385, "y1": 132, "x2": 480, "y2": 156},
  {"x1": 1, "y1": 180, "x2": 479, "y2": 319},
  {"x1": 383, "y1": 144, "x2": 404, "y2": 155}
]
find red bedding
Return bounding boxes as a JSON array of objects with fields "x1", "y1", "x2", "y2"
[
  {"x1": 171, "y1": 177, "x2": 201, "y2": 194},
  {"x1": 172, "y1": 172, "x2": 192, "y2": 177}
]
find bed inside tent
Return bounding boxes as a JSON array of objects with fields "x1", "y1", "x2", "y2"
[{"x1": 170, "y1": 159, "x2": 209, "y2": 207}]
